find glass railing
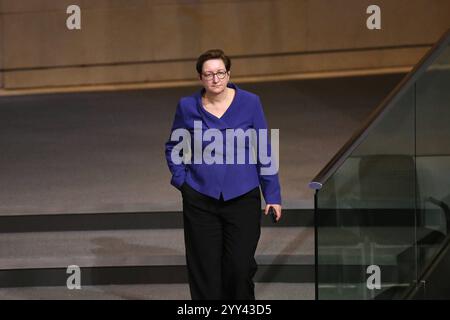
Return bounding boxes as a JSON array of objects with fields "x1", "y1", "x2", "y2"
[{"x1": 310, "y1": 28, "x2": 450, "y2": 300}]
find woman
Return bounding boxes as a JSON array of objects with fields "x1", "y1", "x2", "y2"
[{"x1": 165, "y1": 49, "x2": 282, "y2": 300}]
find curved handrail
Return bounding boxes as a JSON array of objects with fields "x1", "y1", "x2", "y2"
[{"x1": 309, "y1": 28, "x2": 450, "y2": 190}]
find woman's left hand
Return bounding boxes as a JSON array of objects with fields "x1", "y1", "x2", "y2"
[{"x1": 265, "y1": 204, "x2": 282, "y2": 222}]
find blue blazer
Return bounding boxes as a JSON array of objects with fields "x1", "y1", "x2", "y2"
[{"x1": 165, "y1": 82, "x2": 282, "y2": 205}]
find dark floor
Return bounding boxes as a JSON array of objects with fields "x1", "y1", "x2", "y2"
[
  {"x1": 0, "y1": 283, "x2": 315, "y2": 300},
  {"x1": 0, "y1": 73, "x2": 405, "y2": 215}
]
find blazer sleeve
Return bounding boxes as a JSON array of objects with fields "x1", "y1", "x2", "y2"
[
  {"x1": 165, "y1": 101, "x2": 187, "y2": 190},
  {"x1": 252, "y1": 96, "x2": 282, "y2": 205}
]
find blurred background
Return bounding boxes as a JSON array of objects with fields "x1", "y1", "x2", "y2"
[
  {"x1": 1, "y1": 0, "x2": 449, "y2": 213},
  {"x1": 0, "y1": 0, "x2": 449, "y2": 299}
]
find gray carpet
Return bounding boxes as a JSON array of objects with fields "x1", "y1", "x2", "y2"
[
  {"x1": 0, "y1": 283, "x2": 315, "y2": 300},
  {"x1": 0, "y1": 227, "x2": 314, "y2": 269}
]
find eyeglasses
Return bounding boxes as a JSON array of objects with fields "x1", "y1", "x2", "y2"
[{"x1": 201, "y1": 70, "x2": 228, "y2": 81}]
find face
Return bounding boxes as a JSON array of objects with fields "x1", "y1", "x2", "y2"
[{"x1": 200, "y1": 59, "x2": 230, "y2": 95}]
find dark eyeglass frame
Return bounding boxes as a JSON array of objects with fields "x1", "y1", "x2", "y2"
[{"x1": 201, "y1": 70, "x2": 228, "y2": 80}]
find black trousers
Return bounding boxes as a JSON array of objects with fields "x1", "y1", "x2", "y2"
[{"x1": 181, "y1": 182, "x2": 262, "y2": 300}]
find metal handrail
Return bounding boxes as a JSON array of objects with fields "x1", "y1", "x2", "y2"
[{"x1": 309, "y1": 28, "x2": 450, "y2": 190}]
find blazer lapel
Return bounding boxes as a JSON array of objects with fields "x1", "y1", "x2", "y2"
[{"x1": 195, "y1": 90, "x2": 232, "y2": 130}]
